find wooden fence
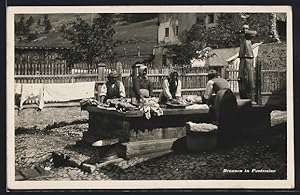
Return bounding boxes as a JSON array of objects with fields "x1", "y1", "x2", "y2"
[
  {"x1": 226, "y1": 57, "x2": 286, "y2": 105},
  {"x1": 15, "y1": 47, "x2": 209, "y2": 97},
  {"x1": 15, "y1": 67, "x2": 209, "y2": 96},
  {"x1": 15, "y1": 47, "x2": 286, "y2": 107}
]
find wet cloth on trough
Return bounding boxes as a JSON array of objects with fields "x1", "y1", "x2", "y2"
[
  {"x1": 80, "y1": 98, "x2": 100, "y2": 110},
  {"x1": 19, "y1": 83, "x2": 45, "y2": 110},
  {"x1": 186, "y1": 122, "x2": 218, "y2": 132},
  {"x1": 185, "y1": 104, "x2": 209, "y2": 110},
  {"x1": 44, "y1": 82, "x2": 95, "y2": 102},
  {"x1": 140, "y1": 98, "x2": 163, "y2": 119}
]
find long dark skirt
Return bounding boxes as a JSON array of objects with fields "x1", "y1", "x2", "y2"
[
  {"x1": 238, "y1": 58, "x2": 255, "y2": 100},
  {"x1": 213, "y1": 89, "x2": 240, "y2": 147}
]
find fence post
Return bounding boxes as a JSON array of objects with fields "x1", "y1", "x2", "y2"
[
  {"x1": 131, "y1": 63, "x2": 140, "y2": 104},
  {"x1": 225, "y1": 63, "x2": 229, "y2": 80},
  {"x1": 137, "y1": 47, "x2": 141, "y2": 57},
  {"x1": 256, "y1": 58, "x2": 262, "y2": 104},
  {"x1": 123, "y1": 48, "x2": 126, "y2": 56},
  {"x1": 116, "y1": 61, "x2": 123, "y2": 81},
  {"x1": 97, "y1": 63, "x2": 106, "y2": 101}
]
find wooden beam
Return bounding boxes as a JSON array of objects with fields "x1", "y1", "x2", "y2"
[
  {"x1": 116, "y1": 138, "x2": 177, "y2": 159},
  {"x1": 17, "y1": 102, "x2": 81, "y2": 109},
  {"x1": 153, "y1": 88, "x2": 206, "y2": 93},
  {"x1": 261, "y1": 70, "x2": 286, "y2": 73},
  {"x1": 15, "y1": 74, "x2": 98, "y2": 78}
]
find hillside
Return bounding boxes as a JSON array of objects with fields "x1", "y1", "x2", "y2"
[
  {"x1": 114, "y1": 18, "x2": 158, "y2": 57},
  {"x1": 15, "y1": 14, "x2": 158, "y2": 57}
]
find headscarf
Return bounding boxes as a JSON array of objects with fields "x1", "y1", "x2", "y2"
[
  {"x1": 138, "y1": 64, "x2": 148, "y2": 77},
  {"x1": 168, "y1": 69, "x2": 179, "y2": 98},
  {"x1": 207, "y1": 69, "x2": 218, "y2": 80}
]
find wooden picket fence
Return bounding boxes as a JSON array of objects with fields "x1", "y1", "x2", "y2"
[
  {"x1": 15, "y1": 47, "x2": 286, "y2": 107},
  {"x1": 226, "y1": 56, "x2": 286, "y2": 105}
]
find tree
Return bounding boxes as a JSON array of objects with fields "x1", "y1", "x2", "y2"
[
  {"x1": 26, "y1": 16, "x2": 34, "y2": 27},
  {"x1": 44, "y1": 20, "x2": 52, "y2": 32},
  {"x1": 167, "y1": 13, "x2": 281, "y2": 65},
  {"x1": 63, "y1": 14, "x2": 115, "y2": 68},
  {"x1": 42, "y1": 14, "x2": 49, "y2": 25},
  {"x1": 15, "y1": 16, "x2": 29, "y2": 35},
  {"x1": 166, "y1": 24, "x2": 213, "y2": 65},
  {"x1": 43, "y1": 15, "x2": 52, "y2": 33}
]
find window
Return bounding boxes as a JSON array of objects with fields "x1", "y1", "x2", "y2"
[
  {"x1": 175, "y1": 25, "x2": 179, "y2": 36},
  {"x1": 165, "y1": 28, "x2": 169, "y2": 37},
  {"x1": 207, "y1": 14, "x2": 215, "y2": 24}
]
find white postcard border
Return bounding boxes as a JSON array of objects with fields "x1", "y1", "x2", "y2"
[{"x1": 6, "y1": 5, "x2": 294, "y2": 190}]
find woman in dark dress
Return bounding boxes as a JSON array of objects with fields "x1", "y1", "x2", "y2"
[{"x1": 203, "y1": 70, "x2": 240, "y2": 147}]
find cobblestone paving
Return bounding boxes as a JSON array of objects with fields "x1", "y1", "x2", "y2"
[
  {"x1": 14, "y1": 109, "x2": 287, "y2": 181},
  {"x1": 15, "y1": 125, "x2": 287, "y2": 180}
]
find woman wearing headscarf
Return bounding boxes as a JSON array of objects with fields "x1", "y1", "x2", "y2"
[
  {"x1": 158, "y1": 70, "x2": 182, "y2": 104},
  {"x1": 203, "y1": 69, "x2": 239, "y2": 147},
  {"x1": 99, "y1": 70, "x2": 126, "y2": 103},
  {"x1": 132, "y1": 64, "x2": 153, "y2": 102}
]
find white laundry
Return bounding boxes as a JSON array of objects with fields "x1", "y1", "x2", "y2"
[
  {"x1": 185, "y1": 104, "x2": 209, "y2": 110},
  {"x1": 43, "y1": 82, "x2": 95, "y2": 102},
  {"x1": 20, "y1": 83, "x2": 45, "y2": 110},
  {"x1": 186, "y1": 121, "x2": 218, "y2": 132},
  {"x1": 15, "y1": 83, "x2": 22, "y2": 95}
]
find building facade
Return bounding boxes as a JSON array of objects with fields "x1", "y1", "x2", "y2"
[
  {"x1": 153, "y1": 13, "x2": 286, "y2": 67},
  {"x1": 153, "y1": 13, "x2": 219, "y2": 66}
]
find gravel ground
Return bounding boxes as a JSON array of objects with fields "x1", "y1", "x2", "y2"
[
  {"x1": 15, "y1": 107, "x2": 89, "y2": 131},
  {"x1": 14, "y1": 107, "x2": 287, "y2": 181}
]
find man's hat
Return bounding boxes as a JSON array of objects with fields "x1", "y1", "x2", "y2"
[{"x1": 108, "y1": 70, "x2": 118, "y2": 78}]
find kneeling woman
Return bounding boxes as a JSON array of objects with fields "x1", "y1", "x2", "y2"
[{"x1": 203, "y1": 70, "x2": 239, "y2": 147}]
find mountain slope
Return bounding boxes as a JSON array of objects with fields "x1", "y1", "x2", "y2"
[{"x1": 15, "y1": 14, "x2": 158, "y2": 57}]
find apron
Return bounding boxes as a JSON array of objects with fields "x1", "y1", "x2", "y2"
[
  {"x1": 213, "y1": 89, "x2": 240, "y2": 147},
  {"x1": 139, "y1": 89, "x2": 150, "y2": 98}
]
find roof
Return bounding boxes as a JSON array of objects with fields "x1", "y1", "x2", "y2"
[
  {"x1": 206, "y1": 47, "x2": 240, "y2": 66},
  {"x1": 226, "y1": 42, "x2": 263, "y2": 62}
]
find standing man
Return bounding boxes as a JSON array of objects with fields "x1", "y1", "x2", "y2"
[
  {"x1": 238, "y1": 24, "x2": 257, "y2": 101},
  {"x1": 99, "y1": 70, "x2": 126, "y2": 103},
  {"x1": 158, "y1": 70, "x2": 182, "y2": 104}
]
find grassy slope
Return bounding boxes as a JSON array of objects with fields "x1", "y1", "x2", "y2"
[
  {"x1": 114, "y1": 18, "x2": 157, "y2": 56},
  {"x1": 15, "y1": 14, "x2": 93, "y2": 29},
  {"x1": 15, "y1": 14, "x2": 157, "y2": 56}
]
